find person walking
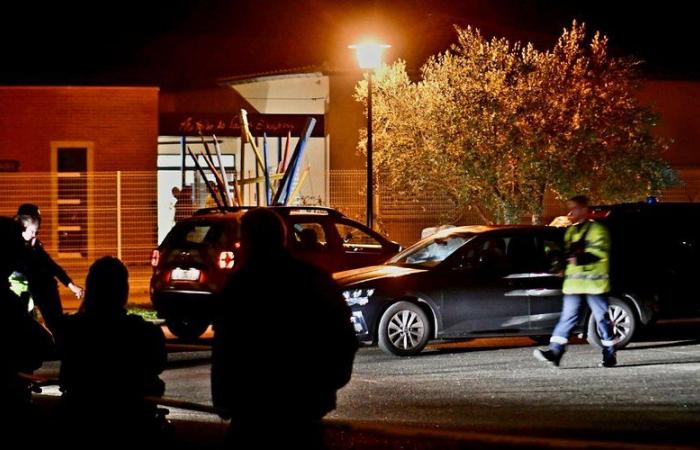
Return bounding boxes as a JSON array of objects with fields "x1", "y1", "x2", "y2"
[{"x1": 534, "y1": 195, "x2": 617, "y2": 368}]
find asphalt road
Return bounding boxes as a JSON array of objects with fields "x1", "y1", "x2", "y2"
[{"x1": 37, "y1": 321, "x2": 700, "y2": 448}]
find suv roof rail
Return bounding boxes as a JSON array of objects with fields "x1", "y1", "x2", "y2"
[{"x1": 193, "y1": 205, "x2": 345, "y2": 217}]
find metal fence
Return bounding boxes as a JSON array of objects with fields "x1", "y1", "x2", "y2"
[
  {"x1": 328, "y1": 170, "x2": 485, "y2": 246},
  {"x1": 2, "y1": 168, "x2": 698, "y2": 305},
  {"x1": 328, "y1": 169, "x2": 700, "y2": 246},
  {"x1": 0, "y1": 171, "x2": 156, "y2": 304}
]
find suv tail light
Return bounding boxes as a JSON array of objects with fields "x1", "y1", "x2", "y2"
[
  {"x1": 218, "y1": 251, "x2": 235, "y2": 270},
  {"x1": 151, "y1": 249, "x2": 160, "y2": 268}
]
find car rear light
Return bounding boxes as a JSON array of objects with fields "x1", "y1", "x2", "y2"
[
  {"x1": 151, "y1": 249, "x2": 160, "y2": 268},
  {"x1": 218, "y1": 251, "x2": 235, "y2": 270}
]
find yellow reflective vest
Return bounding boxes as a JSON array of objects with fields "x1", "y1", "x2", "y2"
[{"x1": 563, "y1": 220, "x2": 611, "y2": 295}]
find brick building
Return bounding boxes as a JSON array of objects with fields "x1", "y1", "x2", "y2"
[{"x1": 0, "y1": 86, "x2": 159, "y2": 296}]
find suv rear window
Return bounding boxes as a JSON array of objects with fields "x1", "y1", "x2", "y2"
[{"x1": 162, "y1": 220, "x2": 236, "y2": 248}]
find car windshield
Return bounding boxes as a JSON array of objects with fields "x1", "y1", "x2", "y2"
[{"x1": 388, "y1": 233, "x2": 473, "y2": 267}]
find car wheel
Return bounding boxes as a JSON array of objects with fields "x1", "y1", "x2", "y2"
[
  {"x1": 586, "y1": 297, "x2": 636, "y2": 349},
  {"x1": 166, "y1": 318, "x2": 210, "y2": 341},
  {"x1": 378, "y1": 301, "x2": 430, "y2": 356}
]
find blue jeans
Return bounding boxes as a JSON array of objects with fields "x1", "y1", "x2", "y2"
[{"x1": 549, "y1": 294, "x2": 616, "y2": 356}]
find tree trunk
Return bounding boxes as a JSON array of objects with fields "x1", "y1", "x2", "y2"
[
  {"x1": 530, "y1": 185, "x2": 546, "y2": 225},
  {"x1": 474, "y1": 204, "x2": 494, "y2": 225},
  {"x1": 502, "y1": 204, "x2": 520, "y2": 225}
]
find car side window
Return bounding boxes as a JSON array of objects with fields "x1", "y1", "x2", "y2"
[
  {"x1": 541, "y1": 237, "x2": 564, "y2": 273},
  {"x1": 457, "y1": 234, "x2": 541, "y2": 275},
  {"x1": 335, "y1": 222, "x2": 383, "y2": 252},
  {"x1": 291, "y1": 222, "x2": 327, "y2": 252},
  {"x1": 454, "y1": 237, "x2": 508, "y2": 272}
]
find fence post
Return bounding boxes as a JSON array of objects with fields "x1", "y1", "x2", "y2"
[{"x1": 116, "y1": 170, "x2": 122, "y2": 260}]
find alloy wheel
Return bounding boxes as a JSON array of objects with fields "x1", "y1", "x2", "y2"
[{"x1": 387, "y1": 310, "x2": 426, "y2": 350}]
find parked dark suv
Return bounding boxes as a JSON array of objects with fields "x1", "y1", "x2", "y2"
[
  {"x1": 151, "y1": 206, "x2": 401, "y2": 339},
  {"x1": 594, "y1": 202, "x2": 700, "y2": 321},
  {"x1": 335, "y1": 224, "x2": 657, "y2": 356}
]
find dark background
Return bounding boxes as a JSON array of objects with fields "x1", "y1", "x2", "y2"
[{"x1": 1, "y1": 1, "x2": 696, "y2": 88}]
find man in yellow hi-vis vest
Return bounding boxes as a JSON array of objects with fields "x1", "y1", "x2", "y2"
[{"x1": 534, "y1": 195, "x2": 617, "y2": 368}]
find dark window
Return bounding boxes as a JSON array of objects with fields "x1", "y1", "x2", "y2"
[
  {"x1": 163, "y1": 221, "x2": 236, "y2": 248},
  {"x1": 335, "y1": 222, "x2": 382, "y2": 250},
  {"x1": 57, "y1": 147, "x2": 87, "y2": 172},
  {"x1": 460, "y1": 234, "x2": 541, "y2": 274},
  {"x1": 291, "y1": 222, "x2": 327, "y2": 252},
  {"x1": 56, "y1": 147, "x2": 88, "y2": 257}
]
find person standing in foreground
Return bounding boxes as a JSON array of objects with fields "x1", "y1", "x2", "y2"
[
  {"x1": 14, "y1": 204, "x2": 83, "y2": 335},
  {"x1": 212, "y1": 208, "x2": 358, "y2": 449},
  {"x1": 58, "y1": 257, "x2": 167, "y2": 445},
  {"x1": 0, "y1": 217, "x2": 54, "y2": 437},
  {"x1": 534, "y1": 195, "x2": 617, "y2": 368}
]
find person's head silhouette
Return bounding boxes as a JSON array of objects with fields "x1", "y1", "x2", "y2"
[
  {"x1": 240, "y1": 208, "x2": 287, "y2": 260},
  {"x1": 80, "y1": 256, "x2": 129, "y2": 316},
  {"x1": 16, "y1": 203, "x2": 41, "y2": 222},
  {"x1": 0, "y1": 216, "x2": 25, "y2": 280},
  {"x1": 299, "y1": 228, "x2": 319, "y2": 250}
]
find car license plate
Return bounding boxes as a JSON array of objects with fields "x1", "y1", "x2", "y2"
[{"x1": 171, "y1": 267, "x2": 201, "y2": 281}]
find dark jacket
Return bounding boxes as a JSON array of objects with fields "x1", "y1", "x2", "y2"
[
  {"x1": 0, "y1": 286, "x2": 53, "y2": 406},
  {"x1": 58, "y1": 311, "x2": 166, "y2": 419},
  {"x1": 24, "y1": 239, "x2": 72, "y2": 290},
  {"x1": 212, "y1": 251, "x2": 358, "y2": 421}
]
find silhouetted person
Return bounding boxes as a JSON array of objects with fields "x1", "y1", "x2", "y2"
[
  {"x1": 58, "y1": 257, "x2": 167, "y2": 446},
  {"x1": 173, "y1": 186, "x2": 195, "y2": 221},
  {"x1": 212, "y1": 208, "x2": 358, "y2": 449},
  {"x1": 0, "y1": 217, "x2": 53, "y2": 436},
  {"x1": 15, "y1": 204, "x2": 83, "y2": 336},
  {"x1": 299, "y1": 228, "x2": 325, "y2": 252}
]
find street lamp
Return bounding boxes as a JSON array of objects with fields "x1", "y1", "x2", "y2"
[{"x1": 349, "y1": 41, "x2": 390, "y2": 230}]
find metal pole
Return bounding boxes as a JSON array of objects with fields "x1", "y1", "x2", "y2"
[
  {"x1": 180, "y1": 136, "x2": 186, "y2": 187},
  {"x1": 116, "y1": 170, "x2": 122, "y2": 260},
  {"x1": 367, "y1": 73, "x2": 374, "y2": 230}
]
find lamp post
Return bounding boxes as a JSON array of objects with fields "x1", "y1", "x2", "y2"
[{"x1": 349, "y1": 41, "x2": 390, "y2": 230}]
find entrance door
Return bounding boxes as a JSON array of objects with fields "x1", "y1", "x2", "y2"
[{"x1": 52, "y1": 142, "x2": 93, "y2": 259}]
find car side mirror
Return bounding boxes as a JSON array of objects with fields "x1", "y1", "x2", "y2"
[{"x1": 344, "y1": 232, "x2": 353, "y2": 243}]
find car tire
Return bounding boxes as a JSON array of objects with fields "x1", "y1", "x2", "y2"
[
  {"x1": 586, "y1": 297, "x2": 636, "y2": 349},
  {"x1": 378, "y1": 301, "x2": 430, "y2": 356},
  {"x1": 166, "y1": 318, "x2": 210, "y2": 341}
]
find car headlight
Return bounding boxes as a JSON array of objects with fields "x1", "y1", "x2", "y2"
[{"x1": 342, "y1": 288, "x2": 375, "y2": 307}]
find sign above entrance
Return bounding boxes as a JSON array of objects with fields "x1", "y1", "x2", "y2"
[{"x1": 159, "y1": 113, "x2": 325, "y2": 138}]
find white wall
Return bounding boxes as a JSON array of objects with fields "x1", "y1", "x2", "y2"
[
  {"x1": 231, "y1": 73, "x2": 329, "y2": 114},
  {"x1": 156, "y1": 134, "x2": 327, "y2": 242}
]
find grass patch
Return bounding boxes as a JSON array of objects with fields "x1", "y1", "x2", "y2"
[{"x1": 127, "y1": 306, "x2": 159, "y2": 321}]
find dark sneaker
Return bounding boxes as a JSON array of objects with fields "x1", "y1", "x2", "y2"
[
  {"x1": 533, "y1": 348, "x2": 562, "y2": 367},
  {"x1": 600, "y1": 352, "x2": 617, "y2": 368}
]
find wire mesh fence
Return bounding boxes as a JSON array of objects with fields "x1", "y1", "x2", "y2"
[
  {"x1": 0, "y1": 171, "x2": 156, "y2": 304},
  {"x1": 1, "y1": 168, "x2": 698, "y2": 306},
  {"x1": 327, "y1": 169, "x2": 700, "y2": 246},
  {"x1": 328, "y1": 170, "x2": 485, "y2": 246}
]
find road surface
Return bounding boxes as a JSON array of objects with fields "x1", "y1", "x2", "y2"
[{"x1": 37, "y1": 320, "x2": 700, "y2": 448}]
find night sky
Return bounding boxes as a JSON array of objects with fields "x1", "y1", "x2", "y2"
[{"x1": 1, "y1": 1, "x2": 697, "y2": 89}]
